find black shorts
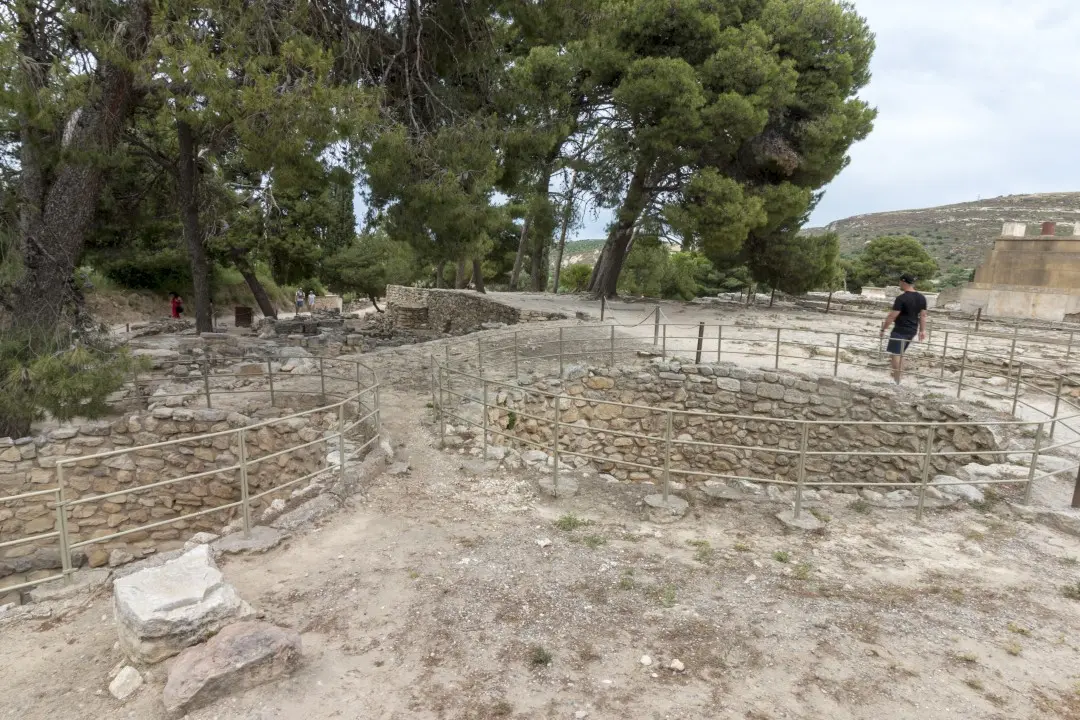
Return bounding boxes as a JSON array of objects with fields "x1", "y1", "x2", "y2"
[{"x1": 887, "y1": 331, "x2": 915, "y2": 355}]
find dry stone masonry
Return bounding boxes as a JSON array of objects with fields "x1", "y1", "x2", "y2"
[{"x1": 488, "y1": 361, "x2": 1002, "y2": 489}]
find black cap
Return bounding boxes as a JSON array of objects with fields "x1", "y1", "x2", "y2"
[{"x1": 900, "y1": 273, "x2": 916, "y2": 285}]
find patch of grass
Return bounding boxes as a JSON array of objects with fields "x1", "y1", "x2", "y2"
[
  {"x1": 1062, "y1": 582, "x2": 1080, "y2": 601},
  {"x1": 773, "y1": 550, "x2": 791, "y2": 564},
  {"x1": 733, "y1": 541, "x2": 752, "y2": 552},
  {"x1": 1004, "y1": 642, "x2": 1022, "y2": 656},
  {"x1": 964, "y1": 678, "x2": 984, "y2": 691},
  {"x1": 964, "y1": 530, "x2": 985, "y2": 541},
  {"x1": 554, "y1": 514, "x2": 590, "y2": 531},
  {"x1": 953, "y1": 652, "x2": 978, "y2": 665},
  {"x1": 490, "y1": 700, "x2": 514, "y2": 717},
  {"x1": 972, "y1": 487, "x2": 1001, "y2": 512},
  {"x1": 618, "y1": 575, "x2": 635, "y2": 590},
  {"x1": 1062, "y1": 555, "x2": 1079, "y2": 567},
  {"x1": 578, "y1": 644, "x2": 601, "y2": 663},
  {"x1": 793, "y1": 562, "x2": 813, "y2": 581},
  {"x1": 407, "y1": 570, "x2": 420, "y2": 580},
  {"x1": 583, "y1": 534, "x2": 607, "y2": 549},
  {"x1": 1007, "y1": 622, "x2": 1031, "y2": 637},
  {"x1": 809, "y1": 508, "x2": 831, "y2": 523},
  {"x1": 506, "y1": 411, "x2": 517, "y2": 431},
  {"x1": 848, "y1": 499, "x2": 871, "y2": 514},
  {"x1": 528, "y1": 645, "x2": 553, "y2": 666},
  {"x1": 688, "y1": 539, "x2": 715, "y2": 564},
  {"x1": 657, "y1": 584, "x2": 678, "y2": 608}
]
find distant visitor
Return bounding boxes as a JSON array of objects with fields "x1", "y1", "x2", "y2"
[
  {"x1": 295, "y1": 288, "x2": 305, "y2": 314},
  {"x1": 169, "y1": 292, "x2": 184, "y2": 319},
  {"x1": 307, "y1": 290, "x2": 316, "y2": 312},
  {"x1": 879, "y1": 274, "x2": 927, "y2": 384}
]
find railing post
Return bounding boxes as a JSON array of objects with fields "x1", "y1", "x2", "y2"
[
  {"x1": 774, "y1": 328, "x2": 781, "y2": 369},
  {"x1": 482, "y1": 379, "x2": 489, "y2": 458},
  {"x1": 1006, "y1": 333, "x2": 1018, "y2": 390},
  {"x1": 55, "y1": 468, "x2": 72, "y2": 584},
  {"x1": 338, "y1": 403, "x2": 347, "y2": 488},
  {"x1": 600, "y1": 294, "x2": 606, "y2": 321},
  {"x1": 833, "y1": 332, "x2": 841, "y2": 377},
  {"x1": 1051, "y1": 376, "x2": 1064, "y2": 439},
  {"x1": 916, "y1": 426, "x2": 937, "y2": 522},
  {"x1": 513, "y1": 331, "x2": 520, "y2": 378},
  {"x1": 355, "y1": 361, "x2": 362, "y2": 400},
  {"x1": 695, "y1": 322, "x2": 704, "y2": 364},
  {"x1": 661, "y1": 323, "x2": 667, "y2": 359},
  {"x1": 610, "y1": 325, "x2": 616, "y2": 367},
  {"x1": 374, "y1": 380, "x2": 382, "y2": 435},
  {"x1": 1011, "y1": 365, "x2": 1023, "y2": 416},
  {"x1": 956, "y1": 333, "x2": 970, "y2": 399},
  {"x1": 439, "y1": 367, "x2": 447, "y2": 445},
  {"x1": 445, "y1": 345, "x2": 452, "y2": 394},
  {"x1": 653, "y1": 305, "x2": 660, "y2": 346},
  {"x1": 238, "y1": 429, "x2": 251, "y2": 538},
  {"x1": 717, "y1": 325, "x2": 723, "y2": 362},
  {"x1": 1067, "y1": 332, "x2": 1075, "y2": 366},
  {"x1": 202, "y1": 360, "x2": 212, "y2": 409},
  {"x1": 558, "y1": 327, "x2": 564, "y2": 377},
  {"x1": 939, "y1": 331, "x2": 950, "y2": 379},
  {"x1": 663, "y1": 411, "x2": 673, "y2": 504},
  {"x1": 478, "y1": 338, "x2": 484, "y2": 374},
  {"x1": 267, "y1": 359, "x2": 276, "y2": 407},
  {"x1": 794, "y1": 423, "x2": 809, "y2": 519},
  {"x1": 1024, "y1": 423, "x2": 1044, "y2": 505},
  {"x1": 132, "y1": 364, "x2": 141, "y2": 407},
  {"x1": 1072, "y1": 464, "x2": 1080, "y2": 509},
  {"x1": 552, "y1": 399, "x2": 561, "y2": 498},
  {"x1": 319, "y1": 357, "x2": 326, "y2": 400},
  {"x1": 974, "y1": 307, "x2": 981, "y2": 331}
]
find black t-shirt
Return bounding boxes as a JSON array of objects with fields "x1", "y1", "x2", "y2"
[{"x1": 892, "y1": 291, "x2": 927, "y2": 335}]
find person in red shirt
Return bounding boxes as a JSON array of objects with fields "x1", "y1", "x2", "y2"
[{"x1": 169, "y1": 292, "x2": 184, "y2": 319}]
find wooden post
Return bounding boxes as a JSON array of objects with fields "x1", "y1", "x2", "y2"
[
  {"x1": 600, "y1": 295, "x2": 606, "y2": 321},
  {"x1": 267, "y1": 359, "x2": 276, "y2": 407},
  {"x1": 974, "y1": 307, "x2": 981, "y2": 331},
  {"x1": 695, "y1": 322, "x2": 705, "y2": 364},
  {"x1": 1072, "y1": 464, "x2": 1080, "y2": 509},
  {"x1": 653, "y1": 305, "x2": 660, "y2": 345}
]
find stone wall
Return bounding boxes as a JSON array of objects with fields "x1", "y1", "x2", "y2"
[
  {"x1": 0, "y1": 406, "x2": 343, "y2": 584},
  {"x1": 385, "y1": 286, "x2": 566, "y2": 334},
  {"x1": 491, "y1": 362, "x2": 1000, "y2": 487}
]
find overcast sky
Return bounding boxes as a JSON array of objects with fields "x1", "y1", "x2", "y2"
[{"x1": 572, "y1": 0, "x2": 1080, "y2": 239}]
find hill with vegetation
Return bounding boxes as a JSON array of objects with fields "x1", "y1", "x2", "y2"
[{"x1": 806, "y1": 192, "x2": 1080, "y2": 270}]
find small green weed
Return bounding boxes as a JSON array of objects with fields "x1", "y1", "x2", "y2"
[
  {"x1": 657, "y1": 584, "x2": 677, "y2": 608},
  {"x1": 506, "y1": 411, "x2": 517, "y2": 431},
  {"x1": 793, "y1": 562, "x2": 812, "y2": 581},
  {"x1": 1007, "y1": 622, "x2": 1031, "y2": 637},
  {"x1": 687, "y1": 540, "x2": 715, "y2": 564},
  {"x1": 1062, "y1": 582, "x2": 1080, "y2": 601},
  {"x1": 618, "y1": 575, "x2": 635, "y2": 591},
  {"x1": 972, "y1": 488, "x2": 1001, "y2": 512},
  {"x1": 554, "y1": 514, "x2": 589, "y2": 531},
  {"x1": 809, "y1": 508, "x2": 831, "y2": 523},
  {"x1": 954, "y1": 652, "x2": 978, "y2": 665},
  {"x1": 1062, "y1": 555, "x2": 1079, "y2": 567},
  {"x1": 964, "y1": 678, "x2": 984, "y2": 691},
  {"x1": 407, "y1": 570, "x2": 420, "y2": 580},
  {"x1": 848, "y1": 499, "x2": 871, "y2": 514},
  {"x1": 1004, "y1": 642, "x2": 1022, "y2": 656},
  {"x1": 733, "y1": 541, "x2": 752, "y2": 552},
  {"x1": 490, "y1": 700, "x2": 514, "y2": 717},
  {"x1": 528, "y1": 645, "x2": 553, "y2": 666},
  {"x1": 773, "y1": 550, "x2": 791, "y2": 564},
  {"x1": 583, "y1": 534, "x2": 607, "y2": 549}
]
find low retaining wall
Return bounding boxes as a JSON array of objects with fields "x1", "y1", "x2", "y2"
[
  {"x1": 0, "y1": 407, "x2": 340, "y2": 583},
  {"x1": 386, "y1": 286, "x2": 521, "y2": 333},
  {"x1": 490, "y1": 362, "x2": 1001, "y2": 486}
]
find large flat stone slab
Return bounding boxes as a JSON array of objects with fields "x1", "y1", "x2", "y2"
[
  {"x1": 113, "y1": 545, "x2": 253, "y2": 664},
  {"x1": 212, "y1": 526, "x2": 286, "y2": 555},
  {"x1": 163, "y1": 621, "x2": 302, "y2": 714}
]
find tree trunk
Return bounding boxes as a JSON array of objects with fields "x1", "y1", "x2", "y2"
[
  {"x1": 176, "y1": 118, "x2": 213, "y2": 334},
  {"x1": 435, "y1": 261, "x2": 446, "y2": 288},
  {"x1": 530, "y1": 242, "x2": 547, "y2": 292},
  {"x1": 472, "y1": 258, "x2": 486, "y2": 293},
  {"x1": 587, "y1": 163, "x2": 651, "y2": 299},
  {"x1": 230, "y1": 248, "x2": 277, "y2": 318},
  {"x1": 551, "y1": 170, "x2": 578, "y2": 295},
  {"x1": 509, "y1": 219, "x2": 528, "y2": 290},
  {"x1": 369, "y1": 295, "x2": 383, "y2": 312},
  {"x1": 9, "y1": 1, "x2": 152, "y2": 335},
  {"x1": 455, "y1": 258, "x2": 468, "y2": 289},
  {"x1": 769, "y1": 288, "x2": 776, "y2": 307},
  {"x1": 826, "y1": 289, "x2": 833, "y2": 314}
]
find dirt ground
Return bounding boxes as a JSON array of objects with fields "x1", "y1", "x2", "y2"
[{"x1": 4, "y1": 297, "x2": 1080, "y2": 719}]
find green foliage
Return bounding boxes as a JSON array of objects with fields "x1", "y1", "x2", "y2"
[
  {"x1": 750, "y1": 231, "x2": 840, "y2": 296},
  {"x1": 99, "y1": 249, "x2": 193, "y2": 294},
  {"x1": 851, "y1": 236, "x2": 939, "y2": 289},
  {"x1": 617, "y1": 235, "x2": 715, "y2": 300},
  {"x1": 559, "y1": 263, "x2": 593, "y2": 293},
  {"x1": 0, "y1": 335, "x2": 139, "y2": 438},
  {"x1": 937, "y1": 266, "x2": 974, "y2": 289},
  {"x1": 322, "y1": 233, "x2": 418, "y2": 306}
]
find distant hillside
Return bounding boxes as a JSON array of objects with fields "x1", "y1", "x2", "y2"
[
  {"x1": 561, "y1": 238, "x2": 605, "y2": 267},
  {"x1": 807, "y1": 193, "x2": 1080, "y2": 270}
]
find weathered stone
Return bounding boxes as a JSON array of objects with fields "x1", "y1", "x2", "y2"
[
  {"x1": 538, "y1": 474, "x2": 579, "y2": 497},
  {"x1": 108, "y1": 666, "x2": 143, "y2": 701},
  {"x1": 28, "y1": 568, "x2": 110, "y2": 603},
  {"x1": 213, "y1": 526, "x2": 286, "y2": 555},
  {"x1": 776, "y1": 509, "x2": 824, "y2": 531},
  {"x1": 109, "y1": 549, "x2": 136, "y2": 567},
  {"x1": 643, "y1": 494, "x2": 688, "y2": 517},
  {"x1": 162, "y1": 621, "x2": 302, "y2": 714},
  {"x1": 271, "y1": 495, "x2": 340, "y2": 532},
  {"x1": 113, "y1": 545, "x2": 254, "y2": 664},
  {"x1": 584, "y1": 376, "x2": 615, "y2": 390},
  {"x1": 932, "y1": 476, "x2": 984, "y2": 503},
  {"x1": 184, "y1": 532, "x2": 221, "y2": 549}
]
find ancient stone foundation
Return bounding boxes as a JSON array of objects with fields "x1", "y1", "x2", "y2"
[{"x1": 489, "y1": 362, "x2": 1000, "y2": 487}]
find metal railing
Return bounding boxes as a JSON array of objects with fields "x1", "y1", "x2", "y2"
[
  {"x1": 0, "y1": 354, "x2": 381, "y2": 595},
  {"x1": 431, "y1": 320, "x2": 1080, "y2": 522}
]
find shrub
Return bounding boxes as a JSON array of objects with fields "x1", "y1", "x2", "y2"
[
  {"x1": 559, "y1": 263, "x2": 593, "y2": 293},
  {"x1": 100, "y1": 249, "x2": 192, "y2": 294}
]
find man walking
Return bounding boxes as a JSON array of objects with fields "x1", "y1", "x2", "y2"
[
  {"x1": 295, "y1": 288, "x2": 305, "y2": 315},
  {"x1": 879, "y1": 273, "x2": 928, "y2": 384}
]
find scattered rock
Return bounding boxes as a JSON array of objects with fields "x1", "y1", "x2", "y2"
[
  {"x1": 108, "y1": 666, "x2": 143, "y2": 701},
  {"x1": 538, "y1": 474, "x2": 579, "y2": 497},
  {"x1": 88, "y1": 549, "x2": 110, "y2": 568},
  {"x1": 703, "y1": 481, "x2": 743, "y2": 501},
  {"x1": 108, "y1": 549, "x2": 135, "y2": 568},
  {"x1": 212, "y1": 526, "x2": 287, "y2": 556},
  {"x1": 272, "y1": 495, "x2": 341, "y2": 532},
  {"x1": 643, "y1": 494, "x2": 688, "y2": 517},
  {"x1": 386, "y1": 462, "x2": 411, "y2": 476},
  {"x1": 183, "y1": 532, "x2": 221, "y2": 550},
  {"x1": 113, "y1": 545, "x2": 254, "y2": 664},
  {"x1": 640, "y1": 655, "x2": 652, "y2": 666},
  {"x1": 536, "y1": 538, "x2": 552, "y2": 549},
  {"x1": 932, "y1": 476, "x2": 984, "y2": 503},
  {"x1": 162, "y1": 621, "x2": 302, "y2": 714},
  {"x1": 859, "y1": 489, "x2": 884, "y2": 502},
  {"x1": 260, "y1": 499, "x2": 287, "y2": 523},
  {"x1": 669, "y1": 659, "x2": 685, "y2": 672},
  {"x1": 775, "y1": 509, "x2": 824, "y2": 531},
  {"x1": 522, "y1": 450, "x2": 549, "y2": 465},
  {"x1": 485, "y1": 445, "x2": 508, "y2": 461},
  {"x1": 28, "y1": 568, "x2": 109, "y2": 604}
]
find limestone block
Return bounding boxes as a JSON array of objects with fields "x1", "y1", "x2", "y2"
[{"x1": 113, "y1": 545, "x2": 254, "y2": 664}]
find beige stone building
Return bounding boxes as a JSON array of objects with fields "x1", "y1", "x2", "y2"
[{"x1": 945, "y1": 222, "x2": 1080, "y2": 321}]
